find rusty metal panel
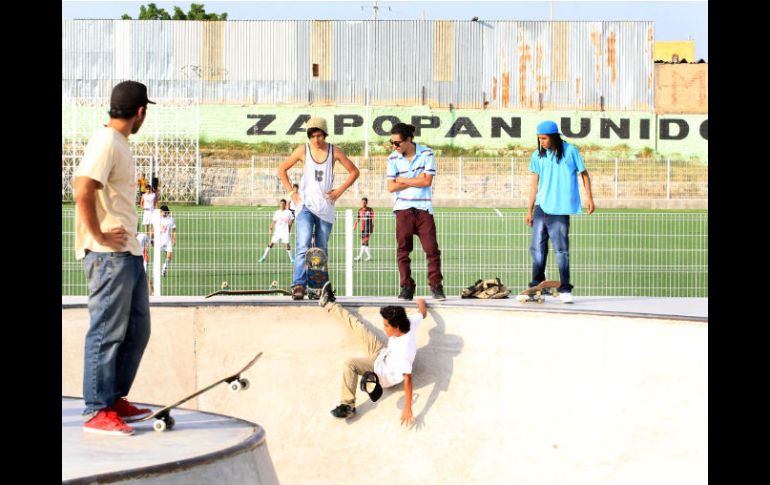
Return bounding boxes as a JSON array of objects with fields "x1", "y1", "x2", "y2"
[
  {"x1": 434, "y1": 21, "x2": 455, "y2": 81},
  {"x1": 62, "y1": 19, "x2": 655, "y2": 110}
]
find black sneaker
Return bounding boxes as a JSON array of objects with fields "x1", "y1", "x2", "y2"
[
  {"x1": 330, "y1": 404, "x2": 355, "y2": 419},
  {"x1": 398, "y1": 286, "x2": 415, "y2": 300},
  {"x1": 430, "y1": 285, "x2": 446, "y2": 300},
  {"x1": 319, "y1": 281, "x2": 336, "y2": 307}
]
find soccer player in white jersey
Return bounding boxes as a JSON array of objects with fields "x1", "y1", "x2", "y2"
[
  {"x1": 136, "y1": 232, "x2": 150, "y2": 272},
  {"x1": 259, "y1": 199, "x2": 295, "y2": 263},
  {"x1": 158, "y1": 205, "x2": 176, "y2": 276},
  {"x1": 139, "y1": 185, "x2": 157, "y2": 237}
]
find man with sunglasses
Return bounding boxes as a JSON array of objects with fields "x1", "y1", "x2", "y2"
[{"x1": 386, "y1": 122, "x2": 445, "y2": 300}]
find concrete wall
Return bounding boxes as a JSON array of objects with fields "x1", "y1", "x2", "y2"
[{"x1": 63, "y1": 304, "x2": 708, "y2": 485}]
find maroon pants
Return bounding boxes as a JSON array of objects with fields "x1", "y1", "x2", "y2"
[{"x1": 395, "y1": 208, "x2": 443, "y2": 288}]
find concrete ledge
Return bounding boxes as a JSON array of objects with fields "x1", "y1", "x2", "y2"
[{"x1": 62, "y1": 397, "x2": 279, "y2": 485}]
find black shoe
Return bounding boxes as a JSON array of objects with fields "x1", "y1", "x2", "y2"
[
  {"x1": 398, "y1": 286, "x2": 415, "y2": 300},
  {"x1": 430, "y1": 285, "x2": 446, "y2": 300},
  {"x1": 319, "y1": 281, "x2": 336, "y2": 307},
  {"x1": 330, "y1": 404, "x2": 355, "y2": 419}
]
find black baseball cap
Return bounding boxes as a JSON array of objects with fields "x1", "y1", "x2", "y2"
[
  {"x1": 360, "y1": 371, "x2": 383, "y2": 402},
  {"x1": 109, "y1": 81, "x2": 155, "y2": 118}
]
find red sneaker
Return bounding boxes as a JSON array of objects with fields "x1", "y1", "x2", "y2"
[
  {"x1": 83, "y1": 409, "x2": 134, "y2": 436},
  {"x1": 112, "y1": 397, "x2": 152, "y2": 422}
]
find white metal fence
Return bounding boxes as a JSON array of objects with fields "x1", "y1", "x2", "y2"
[
  {"x1": 62, "y1": 208, "x2": 708, "y2": 298},
  {"x1": 62, "y1": 155, "x2": 708, "y2": 205},
  {"x1": 62, "y1": 98, "x2": 200, "y2": 203},
  {"x1": 154, "y1": 156, "x2": 708, "y2": 205}
]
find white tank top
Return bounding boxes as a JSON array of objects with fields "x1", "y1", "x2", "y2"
[{"x1": 299, "y1": 143, "x2": 336, "y2": 224}]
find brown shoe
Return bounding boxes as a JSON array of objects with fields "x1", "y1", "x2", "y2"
[{"x1": 292, "y1": 285, "x2": 306, "y2": 300}]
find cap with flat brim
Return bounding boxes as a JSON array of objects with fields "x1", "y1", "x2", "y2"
[
  {"x1": 536, "y1": 120, "x2": 559, "y2": 135},
  {"x1": 360, "y1": 371, "x2": 383, "y2": 402},
  {"x1": 110, "y1": 80, "x2": 156, "y2": 117}
]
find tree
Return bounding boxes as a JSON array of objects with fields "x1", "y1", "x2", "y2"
[{"x1": 122, "y1": 3, "x2": 227, "y2": 20}]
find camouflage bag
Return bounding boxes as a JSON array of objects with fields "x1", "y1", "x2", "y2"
[{"x1": 460, "y1": 278, "x2": 511, "y2": 299}]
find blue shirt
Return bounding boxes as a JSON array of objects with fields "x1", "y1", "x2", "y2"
[
  {"x1": 386, "y1": 144, "x2": 437, "y2": 214},
  {"x1": 529, "y1": 141, "x2": 586, "y2": 215}
]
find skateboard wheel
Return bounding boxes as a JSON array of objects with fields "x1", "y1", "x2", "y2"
[
  {"x1": 239, "y1": 378, "x2": 250, "y2": 391},
  {"x1": 165, "y1": 416, "x2": 175, "y2": 430},
  {"x1": 230, "y1": 380, "x2": 243, "y2": 392},
  {"x1": 271, "y1": 280, "x2": 279, "y2": 288},
  {"x1": 153, "y1": 419, "x2": 166, "y2": 432}
]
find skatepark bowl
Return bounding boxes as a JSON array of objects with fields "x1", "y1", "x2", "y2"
[{"x1": 62, "y1": 295, "x2": 707, "y2": 485}]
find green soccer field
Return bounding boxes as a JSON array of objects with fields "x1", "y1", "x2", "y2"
[{"x1": 62, "y1": 204, "x2": 708, "y2": 298}]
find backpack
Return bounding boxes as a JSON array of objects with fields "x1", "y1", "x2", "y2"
[{"x1": 460, "y1": 278, "x2": 511, "y2": 299}]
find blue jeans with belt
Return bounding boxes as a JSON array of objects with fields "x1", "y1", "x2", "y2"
[
  {"x1": 292, "y1": 207, "x2": 333, "y2": 288},
  {"x1": 82, "y1": 251, "x2": 151, "y2": 418},
  {"x1": 529, "y1": 205, "x2": 573, "y2": 293}
]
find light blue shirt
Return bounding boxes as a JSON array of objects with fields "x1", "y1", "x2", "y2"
[
  {"x1": 529, "y1": 141, "x2": 586, "y2": 215},
  {"x1": 386, "y1": 144, "x2": 437, "y2": 214}
]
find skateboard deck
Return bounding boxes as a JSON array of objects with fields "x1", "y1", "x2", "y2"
[
  {"x1": 305, "y1": 247, "x2": 329, "y2": 300},
  {"x1": 131, "y1": 351, "x2": 263, "y2": 432},
  {"x1": 205, "y1": 280, "x2": 291, "y2": 298},
  {"x1": 205, "y1": 289, "x2": 291, "y2": 298},
  {"x1": 515, "y1": 280, "x2": 560, "y2": 303}
]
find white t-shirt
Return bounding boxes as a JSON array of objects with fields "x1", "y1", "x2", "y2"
[
  {"x1": 159, "y1": 215, "x2": 176, "y2": 244},
  {"x1": 74, "y1": 126, "x2": 141, "y2": 259},
  {"x1": 272, "y1": 209, "x2": 293, "y2": 237},
  {"x1": 374, "y1": 313, "x2": 423, "y2": 388},
  {"x1": 142, "y1": 191, "x2": 156, "y2": 210}
]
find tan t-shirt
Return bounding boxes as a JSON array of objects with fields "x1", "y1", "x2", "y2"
[{"x1": 74, "y1": 126, "x2": 141, "y2": 260}]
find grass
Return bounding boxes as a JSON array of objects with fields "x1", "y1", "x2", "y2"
[{"x1": 62, "y1": 205, "x2": 708, "y2": 298}]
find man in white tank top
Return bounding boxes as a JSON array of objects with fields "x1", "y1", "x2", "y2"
[{"x1": 278, "y1": 116, "x2": 360, "y2": 300}]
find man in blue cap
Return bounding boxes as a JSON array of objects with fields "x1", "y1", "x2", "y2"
[{"x1": 525, "y1": 120, "x2": 595, "y2": 303}]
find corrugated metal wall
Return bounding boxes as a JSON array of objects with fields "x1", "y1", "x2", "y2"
[{"x1": 62, "y1": 19, "x2": 654, "y2": 110}]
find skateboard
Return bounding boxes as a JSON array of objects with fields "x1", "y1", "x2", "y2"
[
  {"x1": 305, "y1": 247, "x2": 329, "y2": 300},
  {"x1": 205, "y1": 280, "x2": 291, "y2": 298},
  {"x1": 131, "y1": 351, "x2": 263, "y2": 432},
  {"x1": 515, "y1": 280, "x2": 560, "y2": 304}
]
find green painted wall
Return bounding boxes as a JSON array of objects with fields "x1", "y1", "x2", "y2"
[
  {"x1": 202, "y1": 106, "x2": 707, "y2": 160},
  {"x1": 62, "y1": 105, "x2": 708, "y2": 160}
]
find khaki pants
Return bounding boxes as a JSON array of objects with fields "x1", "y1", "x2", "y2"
[{"x1": 323, "y1": 302, "x2": 385, "y2": 406}]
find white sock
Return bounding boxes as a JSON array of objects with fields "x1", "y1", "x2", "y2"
[
  {"x1": 364, "y1": 246, "x2": 371, "y2": 258},
  {"x1": 356, "y1": 247, "x2": 365, "y2": 258},
  {"x1": 163, "y1": 261, "x2": 170, "y2": 272},
  {"x1": 262, "y1": 247, "x2": 270, "y2": 258},
  {"x1": 287, "y1": 249, "x2": 294, "y2": 262}
]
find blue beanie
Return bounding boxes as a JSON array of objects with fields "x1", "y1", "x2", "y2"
[{"x1": 536, "y1": 120, "x2": 559, "y2": 135}]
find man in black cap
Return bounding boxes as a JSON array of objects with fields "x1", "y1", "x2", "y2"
[
  {"x1": 319, "y1": 283, "x2": 427, "y2": 426},
  {"x1": 73, "y1": 80, "x2": 156, "y2": 436}
]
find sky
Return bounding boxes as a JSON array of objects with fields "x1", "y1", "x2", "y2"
[{"x1": 62, "y1": 0, "x2": 708, "y2": 60}]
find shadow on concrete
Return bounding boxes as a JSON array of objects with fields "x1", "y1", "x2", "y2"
[{"x1": 399, "y1": 308, "x2": 464, "y2": 430}]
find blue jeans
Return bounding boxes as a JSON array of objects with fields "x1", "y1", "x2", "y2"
[
  {"x1": 529, "y1": 205, "x2": 573, "y2": 292},
  {"x1": 292, "y1": 207, "x2": 333, "y2": 287},
  {"x1": 82, "y1": 251, "x2": 151, "y2": 418}
]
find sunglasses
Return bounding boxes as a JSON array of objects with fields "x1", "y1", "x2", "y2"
[{"x1": 390, "y1": 139, "x2": 405, "y2": 147}]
